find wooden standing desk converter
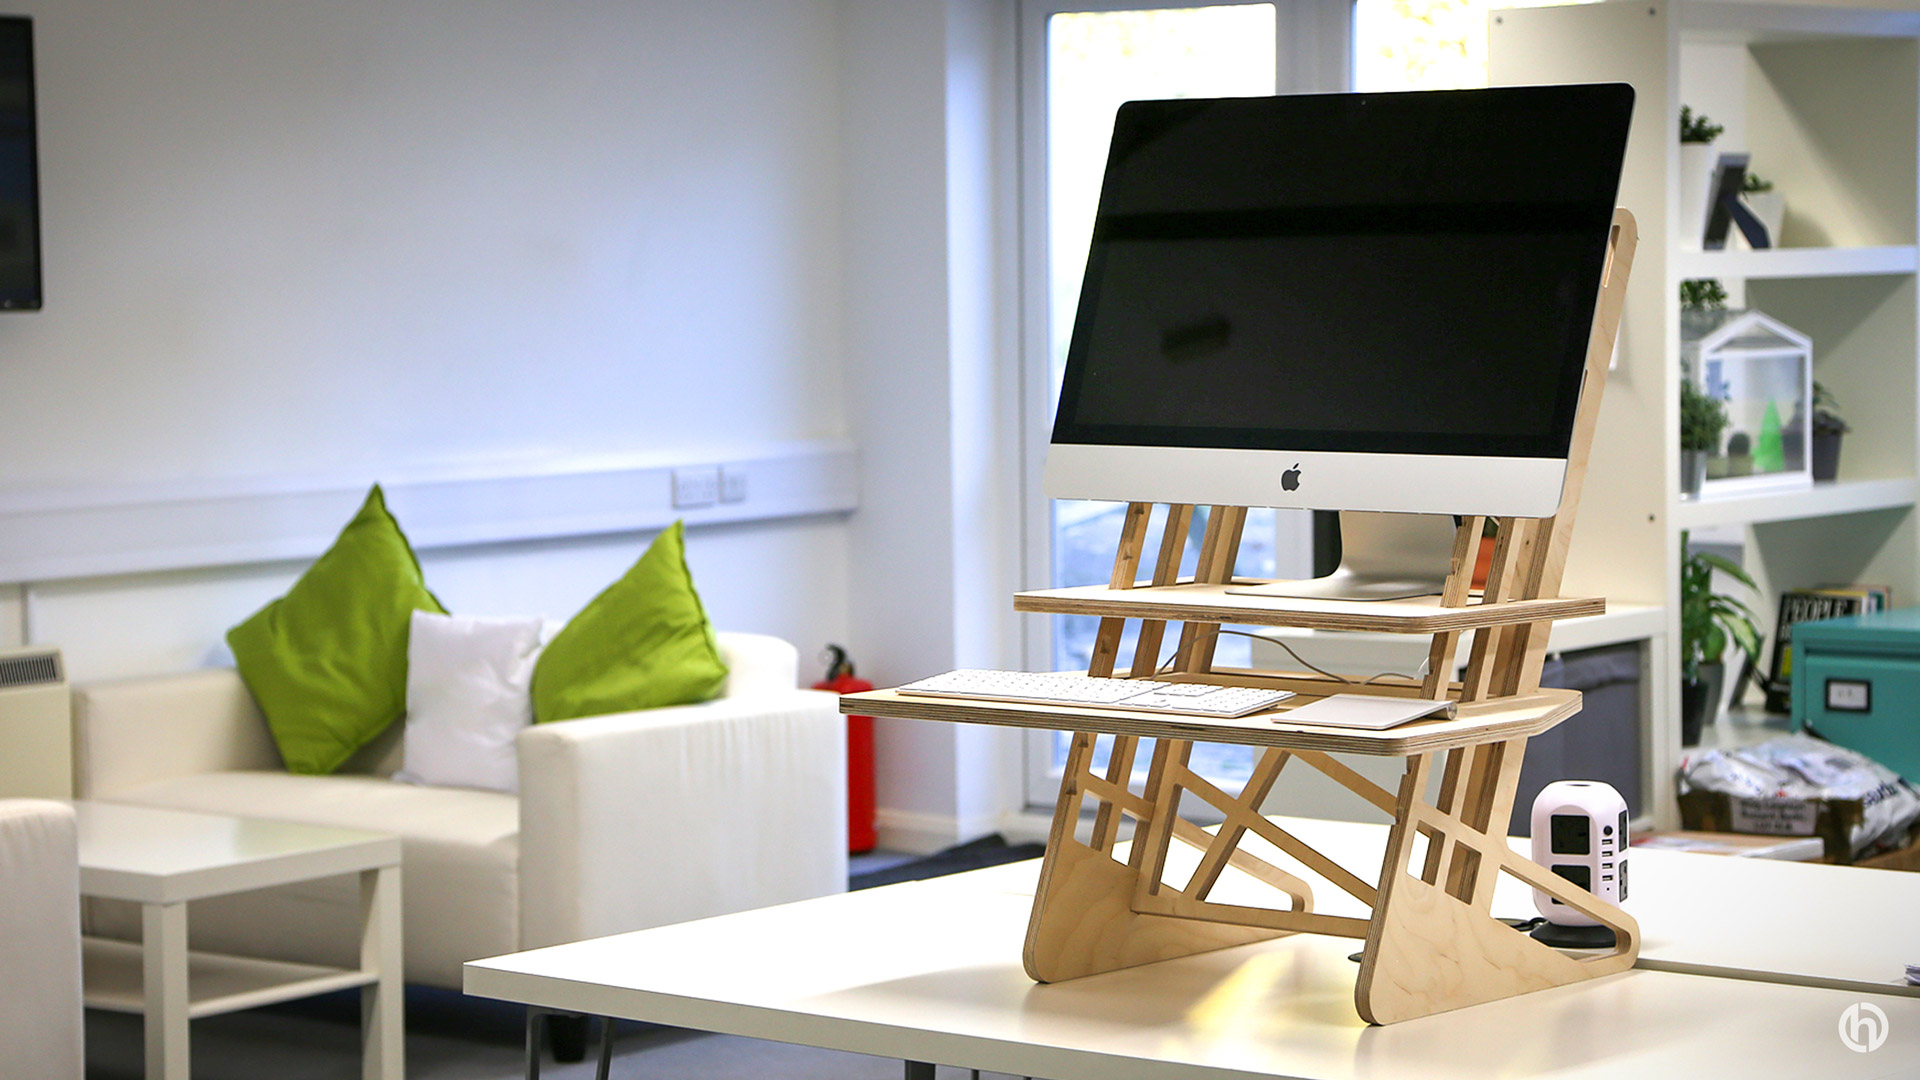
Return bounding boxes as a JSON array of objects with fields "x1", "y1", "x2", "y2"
[
  {"x1": 464, "y1": 841, "x2": 1920, "y2": 1080},
  {"x1": 845, "y1": 211, "x2": 1642, "y2": 1024}
]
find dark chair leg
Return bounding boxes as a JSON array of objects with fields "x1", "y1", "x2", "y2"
[
  {"x1": 524, "y1": 1009, "x2": 544, "y2": 1080},
  {"x1": 548, "y1": 1012, "x2": 591, "y2": 1063},
  {"x1": 596, "y1": 1015, "x2": 617, "y2": 1080}
]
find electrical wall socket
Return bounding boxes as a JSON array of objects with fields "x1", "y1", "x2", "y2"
[
  {"x1": 671, "y1": 466, "x2": 720, "y2": 509},
  {"x1": 719, "y1": 466, "x2": 748, "y2": 504}
]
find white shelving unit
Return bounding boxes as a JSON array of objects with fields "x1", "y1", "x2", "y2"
[
  {"x1": 1492, "y1": 0, "x2": 1920, "y2": 827},
  {"x1": 1674, "y1": 244, "x2": 1917, "y2": 279},
  {"x1": 1674, "y1": 476, "x2": 1920, "y2": 529}
]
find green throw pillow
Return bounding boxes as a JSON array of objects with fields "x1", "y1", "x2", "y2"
[
  {"x1": 532, "y1": 520, "x2": 728, "y2": 723},
  {"x1": 227, "y1": 485, "x2": 445, "y2": 775}
]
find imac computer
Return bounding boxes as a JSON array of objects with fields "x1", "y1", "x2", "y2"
[{"x1": 1043, "y1": 85, "x2": 1634, "y2": 599}]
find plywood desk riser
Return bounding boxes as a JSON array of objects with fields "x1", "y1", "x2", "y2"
[
  {"x1": 845, "y1": 210, "x2": 1643, "y2": 1026},
  {"x1": 465, "y1": 849, "x2": 1920, "y2": 1080}
]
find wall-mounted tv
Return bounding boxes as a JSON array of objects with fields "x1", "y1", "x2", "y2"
[{"x1": 0, "y1": 16, "x2": 39, "y2": 310}]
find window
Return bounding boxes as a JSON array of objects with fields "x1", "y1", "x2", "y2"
[
  {"x1": 1017, "y1": 2, "x2": 1343, "y2": 807},
  {"x1": 1353, "y1": 0, "x2": 1595, "y2": 92}
]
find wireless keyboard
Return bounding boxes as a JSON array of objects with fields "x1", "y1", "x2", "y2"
[{"x1": 895, "y1": 669, "x2": 1294, "y2": 718}]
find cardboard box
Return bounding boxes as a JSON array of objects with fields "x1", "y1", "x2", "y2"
[
  {"x1": 1676, "y1": 788, "x2": 1863, "y2": 863},
  {"x1": 1678, "y1": 788, "x2": 1920, "y2": 868}
]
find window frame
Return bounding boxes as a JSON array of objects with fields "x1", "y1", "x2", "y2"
[{"x1": 1014, "y1": 0, "x2": 1354, "y2": 808}]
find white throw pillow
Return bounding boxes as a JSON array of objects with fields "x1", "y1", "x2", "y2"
[{"x1": 397, "y1": 610, "x2": 545, "y2": 793}]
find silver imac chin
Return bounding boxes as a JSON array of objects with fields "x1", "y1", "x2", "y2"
[
  {"x1": 1043, "y1": 443, "x2": 1569, "y2": 519},
  {"x1": 1045, "y1": 444, "x2": 1569, "y2": 602}
]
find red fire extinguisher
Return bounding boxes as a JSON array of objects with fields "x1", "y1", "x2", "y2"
[{"x1": 814, "y1": 645, "x2": 877, "y2": 853}]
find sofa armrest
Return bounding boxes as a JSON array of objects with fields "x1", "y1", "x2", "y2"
[
  {"x1": 72, "y1": 669, "x2": 281, "y2": 799},
  {"x1": 516, "y1": 688, "x2": 847, "y2": 949},
  {"x1": 0, "y1": 800, "x2": 83, "y2": 1079},
  {"x1": 714, "y1": 631, "x2": 800, "y2": 697}
]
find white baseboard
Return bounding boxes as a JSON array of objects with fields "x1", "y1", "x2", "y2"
[
  {"x1": 0, "y1": 440, "x2": 856, "y2": 584},
  {"x1": 873, "y1": 806, "x2": 1061, "y2": 856}
]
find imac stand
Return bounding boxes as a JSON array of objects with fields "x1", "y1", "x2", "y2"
[{"x1": 1227, "y1": 511, "x2": 1460, "y2": 602}]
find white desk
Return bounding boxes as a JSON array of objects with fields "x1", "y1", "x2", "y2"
[
  {"x1": 75, "y1": 801, "x2": 404, "y2": 1080},
  {"x1": 467, "y1": 832, "x2": 1920, "y2": 1080},
  {"x1": 1250, "y1": 815, "x2": 1920, "y2": 999}
]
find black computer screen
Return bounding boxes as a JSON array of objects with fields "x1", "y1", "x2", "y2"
[{"x1": 1051, "y1": 85, "x2": 1633, "y2": 459}]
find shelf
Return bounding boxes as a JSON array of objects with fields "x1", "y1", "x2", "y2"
[
  {"x1": 82, "y1": 937, "x2": 376, "y2": 1019},
  {"x1": 1013, "y1": 583, "x2": 1604, "y2": 633},
  {"x1": 1681, "y1": 1, "x2": 1920, "y2": 44},
  {"x1": 1687, "y1": 705, "x2": 1794, "y2": 755},
  {"x1": 1674, "y1": 245, "x2": 1917, "y2": 280},
  {"x1": 1672, "y1": 476, "x2": 1918, "y2": 529},
  {"x1": 1252, "y1": 604, "x2": 1666, "y2": 678},
  {"x1": 842, "y1": 686, "x2": 1583, "y2": 757}
]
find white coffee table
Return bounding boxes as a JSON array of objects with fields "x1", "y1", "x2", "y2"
[{"x1": 74, "y1": 801, "x2": 404, "y2": 1080}]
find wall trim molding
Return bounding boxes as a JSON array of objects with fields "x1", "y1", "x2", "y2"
[
  {"x1": 873, "y1": 806, "x2": 1058, "y2": 856},
  {"x1": 0, "y1": 439, "x2": 858, "y2": 584}
]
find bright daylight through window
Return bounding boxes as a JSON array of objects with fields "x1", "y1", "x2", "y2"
[{"x1": 1039, "y1": 5, "x2": 1283, "y2": 789}]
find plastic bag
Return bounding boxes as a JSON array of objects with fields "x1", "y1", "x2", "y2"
[{"x1": 1679, "y1": 733, "x2": 1920, "y2": 856}]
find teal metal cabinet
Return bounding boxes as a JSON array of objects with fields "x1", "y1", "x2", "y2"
[{"x1": 1792, "y1": 607, "x2": 1920, "y2": 782}]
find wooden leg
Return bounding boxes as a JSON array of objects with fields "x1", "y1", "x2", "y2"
[
  {"x1": 1354, "y1": 742, "x2": 1638, "y2": 1025},
  {"x1": 141, "y1": 901, "x2": 190, "y2": 1080},
  {"x1": 360, "y1": 864, "x2": 405, "y2": 1080},
  {"x1": 1023, "y1": 737, "x2": 1304, "y2": 983}
]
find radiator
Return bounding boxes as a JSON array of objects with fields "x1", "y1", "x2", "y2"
[{"x1": 0, "y1": 647, "x2": 69, "y2": 798}]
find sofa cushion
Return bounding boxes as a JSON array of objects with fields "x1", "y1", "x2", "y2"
[
  {"x1": 92, "y1": 772, "x2": 516, "y2": 988},
  {"x1": 226, "y1": 485, "x2": 446, "y2": 776},
  {"x1": 399, "y1": 610, "x2": 544, "y2": 793},
  {"x1": 532, "y1": 520, "x2": 728, "y2": 723}
]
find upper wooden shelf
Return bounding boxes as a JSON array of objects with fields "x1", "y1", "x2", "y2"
[
  {"x1": 1674, "y1": 246, "x2": 1917, "y2": 281},
  {"x1": 1013, "y1": 582, "x2": 1605, "y2": 633},
  {"x1": 839, "y1": 686, "x2": 1583, "y2": 756}
]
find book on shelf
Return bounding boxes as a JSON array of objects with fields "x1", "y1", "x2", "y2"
[{"x1": 1762, "y1": 584, "x2": 1892, "y2": 713}]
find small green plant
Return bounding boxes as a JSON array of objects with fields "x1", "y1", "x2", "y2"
[
  {"x1": 1680, "y1": 105, "x2": 1724, "y2": 144},
  {"x1": 1814, "y1": 380, "x2": 1851, "y2": 436},
  {"x1": 1680, "y1": 278, "x2": 1728, "y2": 311},
  {"x1": 1680, "y1": 531, "x2": 1763, "y2": 683},
  {"x1": 1742, "y1": 171, "x2": 1774, "y2": 194},
  {"x1": 1681, "y1": 378, "x2": 1728, "y2": 453}
]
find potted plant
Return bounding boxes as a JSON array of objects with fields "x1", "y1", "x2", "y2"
[
  {"x1": 1812, "y1": 380, "x2": 1849, "y2": 482},
  {"x1": 1680, "y1": 532, "x2": 1763, "y2": 747},
  {"x1": 1680, "y1": 277, "x2": 1729, "y2": 340},
  {"x1": 1680, "y1": 375, "x2": 1728, "y2": 497},
  {"x1": 1679, "y1": 106, "x2": 1725, "y2": 246}
]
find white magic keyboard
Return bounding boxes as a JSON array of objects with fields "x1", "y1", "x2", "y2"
[{"x1": 896, "y1": 669, "x2": 1294, "y2": 718}]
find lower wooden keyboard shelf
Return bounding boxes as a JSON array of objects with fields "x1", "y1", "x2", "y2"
[{"x1": 841, "y1": 685, "x2": 1582, "y2": 756}]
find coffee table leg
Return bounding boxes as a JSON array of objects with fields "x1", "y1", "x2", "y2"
[
  {"x1": 141, "y1": 901, "x2": 189, "y2": 1080},
  {"x1": 360, "y1": 865, "x2": 404, "y2": 1080}
]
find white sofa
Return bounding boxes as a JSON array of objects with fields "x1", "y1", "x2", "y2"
[
  {"x1": 71, "y1": 632, "x2": 847, "y2": 989},
  {"x1": 0, "y1": 799, "x2": 84, "y2": 1079}
]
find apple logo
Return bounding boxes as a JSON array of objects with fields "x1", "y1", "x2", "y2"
[{"x1": 1281, "y1": 464, "x2": 1301, "y2": 491}]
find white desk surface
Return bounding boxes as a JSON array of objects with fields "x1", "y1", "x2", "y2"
[
  {"x1": 467, "y1": 823, "x2": 1920, "y2": 1080},
  {"x1": 74, "y1": 800, "x2": 400, "y2": 905},
  {"x1": 1250, "y1": 815, "x2": 1920, "y2": 1000}
]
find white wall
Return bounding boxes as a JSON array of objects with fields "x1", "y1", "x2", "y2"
[
  {"x1": 0, "y1": 1, "x2": 852, "y2": 680},
  {"x1": 841, "y1": 0, "x2": 1029, "y2": 851}
]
